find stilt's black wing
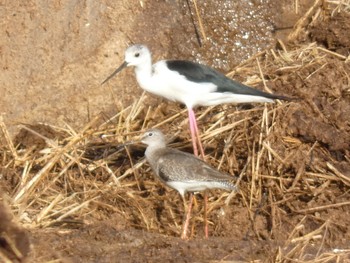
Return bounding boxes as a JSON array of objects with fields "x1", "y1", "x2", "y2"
[{"x1": 166, "y1": 60, "x2": 293, "y2": 101}]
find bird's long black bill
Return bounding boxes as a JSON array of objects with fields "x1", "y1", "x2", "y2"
[{"x1": 101, "y1": 61, "x2": 128, "y2": 85}]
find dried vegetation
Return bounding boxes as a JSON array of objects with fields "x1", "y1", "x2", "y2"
[{"x1": 1, "y1": 0, "x2": 350, "y2": 262}]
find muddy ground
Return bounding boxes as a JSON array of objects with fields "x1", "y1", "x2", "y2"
[{"x1": 1, "y1": 0, "x2": 350, "y2": 262}]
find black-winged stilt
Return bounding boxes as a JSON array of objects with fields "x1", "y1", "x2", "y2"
[{"x1": 102, "y1": 44, "x2": 291, "y2": 158}]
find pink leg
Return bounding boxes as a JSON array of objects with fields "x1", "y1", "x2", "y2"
[
  {"x1": 188, "y1": 108, "x2": 205, "y2": 158},
  {"x1": 181, "y1": 193, "x2": 194, "y2": 240},
  {"x1": 188, "y1": 108, "x2": 209, "y2": 238},
  {"x1": 181, "y1": 112, "x2": 197, "y2": 239},
  {"x1": 188, "y1": 109, "x2": 199, "y2": 157}
]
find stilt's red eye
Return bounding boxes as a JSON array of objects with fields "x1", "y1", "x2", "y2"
[{"x1": 135, "y1": 53, "x2": 140, "y2": 57}]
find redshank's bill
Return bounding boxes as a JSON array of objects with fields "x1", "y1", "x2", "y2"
[
  {"x1": 140, "y1": 128, "x2": 237, "y2": 239},
  {"x1": 102, "y1": 44, "x2": 292, "y2": 157}
]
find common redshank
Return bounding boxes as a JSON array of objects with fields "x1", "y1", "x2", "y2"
[{"x1": 140, "y1": 128, "x2": 237, "y2": 239}]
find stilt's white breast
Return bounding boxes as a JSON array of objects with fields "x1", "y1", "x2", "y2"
[{"x1": 144, "y1": 61, "x2": 216, "y2": 107}]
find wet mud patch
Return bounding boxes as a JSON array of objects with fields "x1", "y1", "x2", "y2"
[
  {"x1": 310, "y1": 11, "x2": 350, "y2": 56},
  {"x1": 278, "y1": 57, "x2": 350, "y2": 152},
  {"x1": 29, "y1": 225, "x2": 277, "y2": 262}
]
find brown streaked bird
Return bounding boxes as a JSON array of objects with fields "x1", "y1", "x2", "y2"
[{"x1": 140, "y1": 128, "x2": 237, "y2": 239}]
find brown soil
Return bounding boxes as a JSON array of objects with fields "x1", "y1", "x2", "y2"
[{"x1": 1, "y1": 1, "x2": 350, "y2": 262}]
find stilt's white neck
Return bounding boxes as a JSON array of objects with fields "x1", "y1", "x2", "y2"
[{"x1": 134, "y1": 57, "x2": 153, "y2": 91}]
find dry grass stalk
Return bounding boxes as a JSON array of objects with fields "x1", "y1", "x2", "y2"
[
  {"x1": 192, "y1": 0, "x2": 207, "y2": 42},
  {"x1": 0, "y1": 232, "x2": 24, "y2": 260},
  {"x1": 0, "y1": 116, "x2": 18, "y2": 159},
  {"x1": 327, "y1": 0, "x2": 350, "y2": 14},
  {"x1": 12, "y1": 115, "x2": 101, "y2": 205},
  {"x1": 326, "y1": 162, "x2": 350, "y2": 186},
  {"x1": 295, "y1": 201, "x2": 350, "y2": 214},
  {"x1": 288, "y1": 0, "x2": 324, "y2": 42},
  {"x1": 0, "y1": 251, "x2": 12, "y2": 263}
]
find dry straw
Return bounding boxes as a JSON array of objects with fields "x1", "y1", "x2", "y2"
[{"x1": 0, "y1": 0, "x2": 349, "y2": 261}]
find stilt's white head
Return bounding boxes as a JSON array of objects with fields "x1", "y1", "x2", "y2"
[
  {"x1": 124, "y1": 44, "x2": 151, "y2": 67},
  {"x1": 101, "y1": 44, "x2": 151, "y2": 85}
]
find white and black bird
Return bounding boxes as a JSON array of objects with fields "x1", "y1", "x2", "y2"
[
  {"x1": 140, "y1": 129, "x2": 237, "y2": 239},
  {"x1": 102, "y1": 44, "x2": 292, "y2": 157}
]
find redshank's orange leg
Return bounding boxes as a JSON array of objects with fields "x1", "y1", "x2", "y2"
[
  {"x1": 203, "y1": 192, "x2": 208, "y2": 238},
  {"x1": 181, "y1": 193, "x2": 194, "y2": 239}
]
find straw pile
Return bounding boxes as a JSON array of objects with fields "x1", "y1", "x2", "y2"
[{"x1": 1, "y1": 0, "x2": 349, "y2": 262}]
